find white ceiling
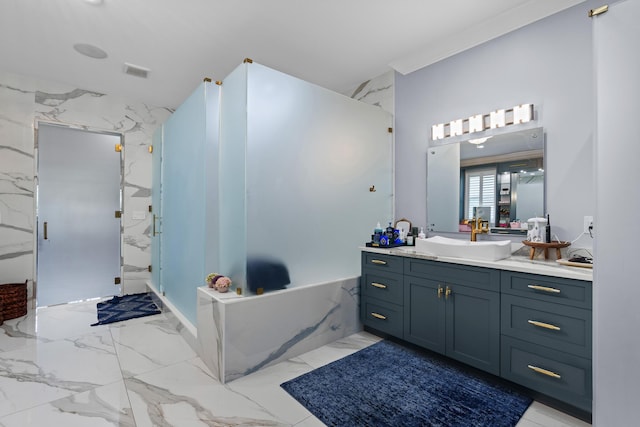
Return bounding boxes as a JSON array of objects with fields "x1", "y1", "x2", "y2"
[{"x1": 0, "y1": 0, "x2": 584, "y2": 109}]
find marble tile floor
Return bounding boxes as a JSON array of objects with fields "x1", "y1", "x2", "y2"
[{"x1": 0, "y1": 300, "x2": 591, "y2": 426}]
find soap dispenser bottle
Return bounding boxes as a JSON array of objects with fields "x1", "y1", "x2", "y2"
[{"x1": 418, "y1": 227, "x2": 426, "y2": 239}]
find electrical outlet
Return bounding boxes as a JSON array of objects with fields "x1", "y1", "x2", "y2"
[{"x1": 583, "y1": 216, "x2": 594, "y2": 234}]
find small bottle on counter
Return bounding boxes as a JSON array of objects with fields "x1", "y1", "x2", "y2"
[
  {"x1": 373, "y1": 222, "x2": 382, "y2": 244},
  {"x1": 545, "y1": 214, "x2": 551, "y2": 243},
  {"x1": 385, "y1": 222, "x2": 394, "y2": 245},
  {"x1": 406, "y1": 232, "x2": 414, "y2": 246},
  {"x1": 418, "y1": 227, "x2": 426, "y2": 239}
]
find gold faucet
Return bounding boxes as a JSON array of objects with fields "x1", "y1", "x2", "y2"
[{"x1": 470, "y1": 217, "x2": 489, "y2": 241}]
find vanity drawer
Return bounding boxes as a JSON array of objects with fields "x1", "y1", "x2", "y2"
[
  {"x1": 361, "y1": 271, "x2": 403, "y2": 305},
  {"x1": 362, "y1": 252, "x2": 403, "y2": 274},
  {"x1": 501, "y1": 272, "x2": 592, "y2": 309},
  {"x1": 501, "y1": 295, "x2": 592, "y2": 358},
  {"x1": 501, "y1": 336, "x2": 592, "y2": 412},
  {"x1": 404, "y1": 258, "x2": 500, "y2": 292},
  {"x1": 361, "y1": 297, "x2": 403, "y2": 337}
]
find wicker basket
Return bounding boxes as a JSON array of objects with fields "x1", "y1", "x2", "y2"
[{"x1": 0, "y1": 280, "x2": 28, "y2": 320}]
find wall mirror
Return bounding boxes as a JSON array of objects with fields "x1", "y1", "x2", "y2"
[{"x1": 427, "y1": 127, "x2": 544, "y2": 234}]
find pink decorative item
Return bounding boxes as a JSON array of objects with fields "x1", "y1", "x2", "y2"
[
  {"x1": 215, "y1": 276, "x2": 231, "y2": 293},
  {"x1": 206, "y1": 273, "x2": 232, "y2": 293}
]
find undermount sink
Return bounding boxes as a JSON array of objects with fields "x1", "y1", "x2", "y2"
[{"x1": 414, "y1": 236, "x2": 512, "y2": 261}]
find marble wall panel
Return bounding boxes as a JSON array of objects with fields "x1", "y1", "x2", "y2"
[
  {"x1": 0, "y1": 75, "x2": 37, "y2": 295},
  {"x1": 0, "y1": 70, "x2": 171, "y2": 302},
  {"x1": 347, "y1": 70, "x2": 395, "y2": 115}
]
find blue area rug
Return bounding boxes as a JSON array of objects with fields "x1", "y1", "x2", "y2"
[
  {"x1": 91, "y1": 293, "x2": 161, "y2": 326},
  {"x1": 281, "y1": 340, "x2": 531, "y2": 427}
]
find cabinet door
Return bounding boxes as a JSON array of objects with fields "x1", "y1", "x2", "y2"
[
  {"x1": 403, "y1": 275, "x2": 446, "y2": 354},
  {"x1": 446, "y1": 284, "x2": 500, "y2": 375}
]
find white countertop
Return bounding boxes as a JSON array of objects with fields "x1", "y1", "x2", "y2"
[{"x1": 361, "y1": 246, "x2": 593, "y2": 282}]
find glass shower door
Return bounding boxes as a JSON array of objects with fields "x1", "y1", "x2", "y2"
[{"x1": 37, "y1": 123, "x2": 122, "y2": 306}]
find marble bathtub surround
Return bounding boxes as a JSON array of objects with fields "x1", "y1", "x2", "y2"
[
  {"x1": 0, "y1": 71, "x2": 172, "y2": 302},
  {"x1": 197, "y1": 277, "x2": 361, "y2": 383}
]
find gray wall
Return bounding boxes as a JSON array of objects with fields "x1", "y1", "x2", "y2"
[
  {"x1": 395, "y1": 1, "x2": 596, "y2": 248},
  {"x1": 593, "y1": 1, "x2": 640, "y2": 425}
]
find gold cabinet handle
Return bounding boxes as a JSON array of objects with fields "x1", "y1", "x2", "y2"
[
  {"x1": 437, "y1": 285, "x2": 443, "y2": 299},
  {"x1": 528, "y1": 320, "x2": 561, "y2": 331},
  {"x1": 370, "y1": 282, "x2": 387, "y2": 289},
  {"x1": 527, "y1": 284, "x2": 561, "y2": 294},
  {"x1": 371, "y1": 312, "x2": 387, "y2": 320},
  {"x1": 527, "y1": 364, "x2": 561, "y2": 379},
  {"x1": 43, "y1": 221, "x2": 48, "y2": 240},
  {"x1": 445, "y1": 286, "x2": 452, "y2": 299},
  {"x1": 371, "y1": 259, "x2": 387, "y2": 265}
]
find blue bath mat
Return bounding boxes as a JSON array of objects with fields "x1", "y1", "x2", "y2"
[
  {"x1": 281, "y1": 340, "x2": 531, "y2": 427},
  {"x1": 91, "y1": 293, "x2": 161, "y2": 326}
]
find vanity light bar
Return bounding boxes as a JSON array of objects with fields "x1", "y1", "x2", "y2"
[{"x1": 431, "y1": 104, "x2": 533, "y2": 141}]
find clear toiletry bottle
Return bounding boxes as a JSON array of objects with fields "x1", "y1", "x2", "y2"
[{"x1": 418, "y1": 227, "x2": 426, "y2": 239}]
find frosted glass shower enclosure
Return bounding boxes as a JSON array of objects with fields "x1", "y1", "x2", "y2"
[
  {"x1": 151, "y1": 61, "x2": 392, "y2": 325},
  {"x1": 220, "y1": 61, "x2": 393, "y2": 295},
  {"x1": 151, "y1": 81, "x2": 221, "y2": 325}
]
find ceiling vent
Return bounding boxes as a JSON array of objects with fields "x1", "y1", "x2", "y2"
[{"x1": 123, "y1": 63, "x2": 150, "y2": 79}]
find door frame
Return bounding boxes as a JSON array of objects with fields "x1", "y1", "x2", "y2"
[{"x1": 33, "y1": 120, "x2": 125, "y2": 305}]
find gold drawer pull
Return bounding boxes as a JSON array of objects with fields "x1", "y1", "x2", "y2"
[
  {"x1": 528, "y1": 320, "x2": 561, "y2": 331},
  {"x1": 527, "y1": 284, "x2": 561, "y2": 294},
  {"x1": 445, "y1": 286, "x2": 452, "y2": 299},
  {"x1": 371, "y1": 312, "x2": 387, "y2": 320},
  {"x1": 370, "y1": 282, "x2": 387, "y2": 289},
  {"x1": 437, "y1": 285, "x2": 443, "y2": 299},
  {"x1": 371, "y1": 259, "x2": 387, "y2": 265},
  {"x1": 527, "y1": 364, "x2": 561, "y2": 379}
]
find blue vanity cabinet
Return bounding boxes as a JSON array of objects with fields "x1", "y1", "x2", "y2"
[
  {"x1": 360, "y1": 253, "x2": 404, "y2": 337},
  {"x1": 500, "y1": 272, "x2": 592, "y2": 412},
  {"x1": 360, "y1": 250, "x2": 593, "y2": 412},
  {"x1": 403, "y1": 258, "x2": 501, "y2": 375}
]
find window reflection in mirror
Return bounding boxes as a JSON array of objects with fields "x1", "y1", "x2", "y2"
[{"x1": 427, "y1": 127, "x2": 544, "y2": 234}]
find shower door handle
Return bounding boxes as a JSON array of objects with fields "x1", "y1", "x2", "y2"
[
  {"x1": 153, "y1": 214, "x2": 161, "y2": 236},
  {"x1": 44, "y1": 221, "x2": 48, "y2": 240}
]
